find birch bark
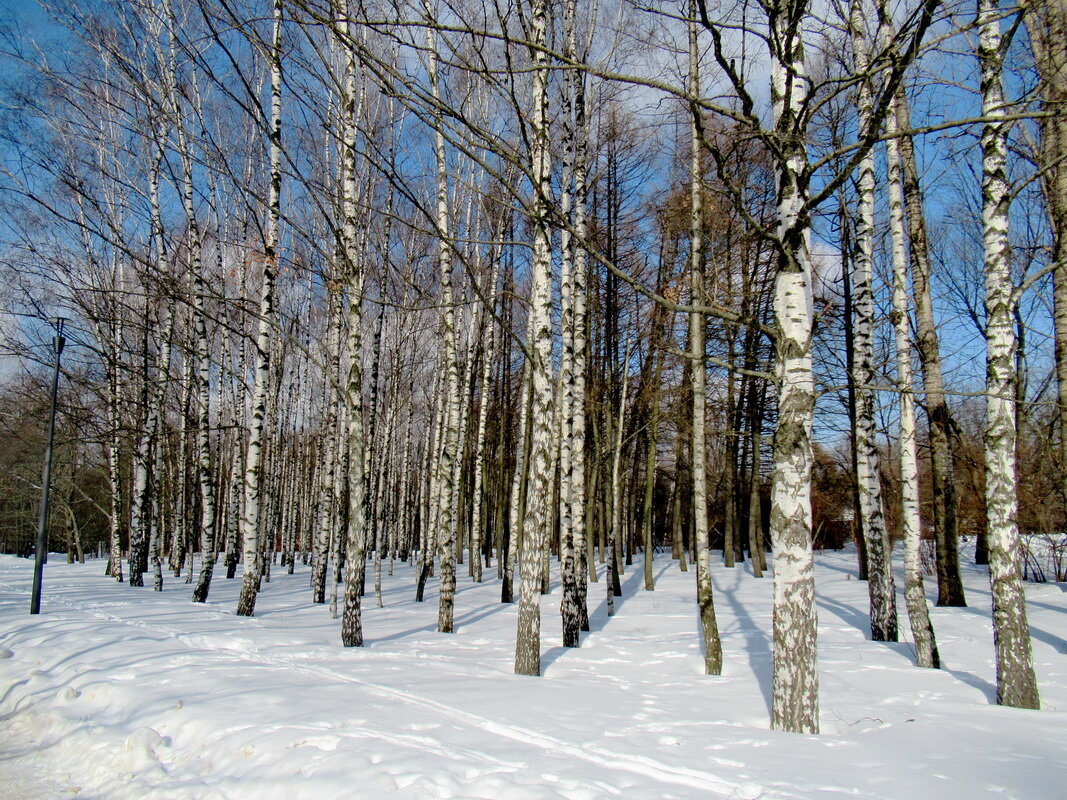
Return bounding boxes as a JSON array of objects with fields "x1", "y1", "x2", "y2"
[
  {"x1": 427, "y1": 14, "x2": 461, "y2": 634},
  {"x1": 312, "y1": 288, "x2": 342, "y2": 604},
  {"x1": 689, "y1": 2, "x2": 723, "y2": 676},
  {"x1": 848, "y1": 0, "x2": 897, "y2": 642},
  {"x1": 339, "y1": 6, "x2": 368, "y2": 647},
  {"x1": 106, "y1": 309, "x2": 123, "y2": 582},
  {"x1": 514, "y1": 0, "x2": 554, "y2": 676},
  {"x1": 237, "y1": 0, "x2": 283, "y2": 617},
  {"x1": 886, "y1": 87, "x2": 939, "y2": 668},
  {"x1": 768, "y1": 0, "x2": 819, "y2": 733},
  {"x1": 979, "y1": 0, "x2": 1040, "y2": 709},
  {"x1": 893, "y1": 90, "x2": 966, "y2": 607}
]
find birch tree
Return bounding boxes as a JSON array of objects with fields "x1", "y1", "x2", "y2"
[
  {"x1": 891, "y1": 86, "x2": 966, "y2": 607},
  {"x1": 848, "y1": 0, "x2": 897, "y2": 643},
  {"x1": 689, "y1": 2, "x2": 722, "y2": 676},
  {"x1": 978, "y1": 0, "x2": 1040, "y2": 709},
  {"x1": 426, "y1": 11, "x2": 461, "y2": 635},
  {"x1": 558, "y1": 0, "x2": 592, "y2": 646},
  {"x1": 237, "y1": 0, "x2": 283, "y2": 617},
  {"x1": 338, "y1": 3, "x2": 368, "y2": 648},
  {"x1": 886, "y1": 78, "x2": 939, "y2": 669},
  {"x1": 514, "y1": 0, "x2": 554, "y2": 677}
]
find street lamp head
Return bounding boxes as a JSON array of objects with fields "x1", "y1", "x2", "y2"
[{"x1": 52, "y1": 317, "x2": 67, "y2": 356}]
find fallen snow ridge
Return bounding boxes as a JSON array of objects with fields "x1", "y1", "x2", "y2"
[{"x1": 1, "y1": 549, "x2": 1065, "y2": 799}]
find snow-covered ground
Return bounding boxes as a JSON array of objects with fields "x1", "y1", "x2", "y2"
[{"x1": 1, "y1": 549, "x2": 1064, "y2": 799}]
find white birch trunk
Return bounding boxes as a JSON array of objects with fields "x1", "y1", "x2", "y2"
[
  {"x1": 428, "y1": 20, "x2": 461, "y2": 630},
  {"x1": 313, "y1": 289, "x2": 342, "y2": 602},
  {"x1": 106, "y1": 307, "x2": 124, "y2": 582},
  {"x1": 127, "y1": 321, "x2": 153, "y2": 586},
  {"x1": 558, "y1": 0, "x2": 580, "y2": 644},
  {"x1": 886, "y1": 87, "x2": 940, "y2": 669},
  {"x1": 514, "y1": 0, "x2": 554, "y2": 676},
  {"x1": 338, "y1": 7, "x2": 368, "y2": 646},
  {"x1": 979, "y1": 0, "x2": 1040, "y2": 709},
  {"x1": 470, "y1": 294, "x2": 496, "y2": 584},
  {"x1": 768, "y1": 0, "x2": 819, "y2": 734},
  {"x1": 572, "y1": 59, "x2": 591, "y2": 630},
  {"x1": 689, "y1": 4, "x2": 723, "y2": 676},
  {"x1": 848, "y1": 0, "x2": 897, "y2": 642},
  {"x1": 892, "y1": 90, "x2": 966, "y2": 607},
  {"x1": 505, "y1": 359, "x2": 532, "y2": 604},
  {"x1": 237, "y1": 0, "x2": 282, "y2": 617}
]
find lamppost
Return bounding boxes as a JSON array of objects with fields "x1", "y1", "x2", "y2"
[{"x1": 30, "y1": 317, "x2": 66, "y2": 615}]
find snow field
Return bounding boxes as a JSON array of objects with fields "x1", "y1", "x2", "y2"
[{"x1": 1, "y1": 548, "x2": 1065, "y2": 799}]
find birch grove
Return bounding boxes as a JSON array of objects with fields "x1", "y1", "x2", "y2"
[{"x1": 1, "y1": 0, "x2": 1059, "y2": 736}]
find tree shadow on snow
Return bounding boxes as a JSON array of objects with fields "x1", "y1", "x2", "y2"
[
  {"x1": 366, "y1": 601, "x2": 508, "y2": 645},
  {"x1": 541, "y1": 559, "x2": 675, "y2": 669},
  {"x1": 719, "y1": 568, "x2": 773, "y2": 715},
  {"x1": 816, "y1": 594, "x2": 873, "y2": 636},
  {"x1": 941, "y1": 664, "x2": 998, "y2": 704},
  {"x1": 930, "y1": 582, "x2": 1067, "y2": 652}
]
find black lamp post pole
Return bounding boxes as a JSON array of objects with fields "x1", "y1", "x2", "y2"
[{"x1": 30, "y1": 318, "x2": 66, "y2": 615}]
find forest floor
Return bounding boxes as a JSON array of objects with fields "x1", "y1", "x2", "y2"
[{"x1": 1, "y1": 546, "x2": 1065, "y2": 799}]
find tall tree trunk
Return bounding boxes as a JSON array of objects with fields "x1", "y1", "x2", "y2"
[
  {"x1": 747, "y1": 429, "x2": 765, "y2": 578},
  {"x1": 606, "y1": 344, "x2": 632, "y2": 617},
  {"x1": 1023, "y1": 0, "x2": 1067, "y2": 537},
  {"x1": 839, "y1": 204, "x2": 868, "y2": 581},
  {"x1": 106, "y1": 311, "x2": 124, "y2": 582},
  {"x1": 849, "y1": 0, "x2": 897, "y2": 642},
  {"x1": 689, "y1": 3, "x2": 723, "y2": 677},
  {"x1": 894, "y1": 89, "x2": 966, "y2": 607},
  {"x1": 514, "y1": 0, "x2": 554, "y2": 677},
  {"x1": 571, "y1": 34, "x2": 592, "y2": 632},
  {"x1": 427, "y1": 17, "x2": 461, "y2": 634},
  {"x1": 558, "y1": 0, "x2": 590, "y2": 644},
  {"x1": 127, "y1": 318, "x2": 154, "y2": 587},
  {"x1": 768, "y1": 0, "x2": 819, "y2": 734},
  {"x1": 237, "y1": 0, "x2": 282, "y2": 617},
  {"x1": 886, "y1": 83, "x2": 939, "y2": 669},
  {"x1": 312, "y1": 289, "x2": 342, "y2": 604},
  {"x1": 338, "y1": 5, "x2": 368, "y2": 646},
  {"x1": 979, "y1": 0, "x2": 1040, "y2": 709},
  {"x1": 470, "y1": 299, "x2": 495, "y2": 585}
]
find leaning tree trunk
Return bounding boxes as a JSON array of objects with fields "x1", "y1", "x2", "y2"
[
  {"x1": 978, "y1": 0, "x2": 1040, "y2": 709},
  {"x1": 886, "y1": 84, "x2": 939, "y2": 669},
  {"x1": 894, "y1": 89, "x2": 966, "y2": 607}
]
